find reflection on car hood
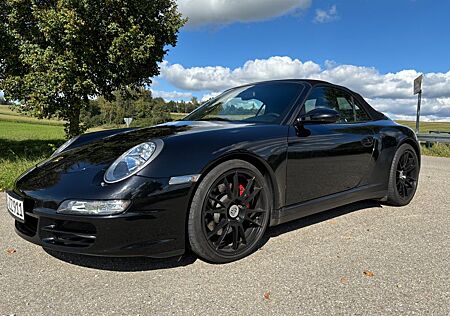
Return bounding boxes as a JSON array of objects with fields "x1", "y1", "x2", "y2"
[{"x1": 37, "y1": 120, "x2": 249, "y2": 173}]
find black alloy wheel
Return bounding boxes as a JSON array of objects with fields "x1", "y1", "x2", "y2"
[
  {"x1": 188, "y1": 160, "x2": 270, "y2": 263},
  {"x1": 387, "y1": 143, "x2": 419, "y2": 206},
  {"x1": 395, "y1": 150, "x2": 418, "y2": 199}
]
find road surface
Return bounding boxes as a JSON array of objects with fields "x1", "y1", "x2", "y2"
[{"x1": 1, "y1": 156, "x2": 449, "y2": 315}]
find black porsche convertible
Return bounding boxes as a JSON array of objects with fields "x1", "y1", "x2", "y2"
[{"x1": 6, "y1": 80, "x2": 420, "y2": 263}]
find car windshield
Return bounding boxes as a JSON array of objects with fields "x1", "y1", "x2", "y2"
[{"x1": 183, "y1": 82, "x2": 304, "y2": 124}]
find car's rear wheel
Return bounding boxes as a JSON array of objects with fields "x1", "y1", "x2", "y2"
[
  {"x1": 188, "y1": 160, "x2": 270, "y2": 263},
  {"x1": 387, "y1": 143, "x2": 419, "y2": 206}
]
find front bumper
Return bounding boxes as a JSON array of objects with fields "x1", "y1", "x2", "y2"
[{"x1": 7, "y1": 176, "x2": 194, "y2": 258}]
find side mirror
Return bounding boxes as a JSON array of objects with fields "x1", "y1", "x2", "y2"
[{"x1": 297, "y1": 108, "x2": 340, "y2": 125}]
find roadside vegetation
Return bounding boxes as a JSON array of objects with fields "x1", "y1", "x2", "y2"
[
  {"x1": 79, "y1": 89, "x2": 198, "y2": 129},
  {"x1": 1, "y1": 104, "x2": 449, "y2": 191},
  {"x1": 0, "y1": 104, "x2": 64, "y2": 126},
  {"x1": 396, "y1": 120, "x2": 450, "y2": 133},
  {"x1": 0, "y1": 120, "x2": 65, "y2": 190},
  {"x1": 421, "y1": 143, "x2": 450, "y2": 158}
]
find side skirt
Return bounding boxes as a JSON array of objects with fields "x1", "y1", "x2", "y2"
[{"x1": 270, "y1": 184, "x2": 386, "y2": 226}]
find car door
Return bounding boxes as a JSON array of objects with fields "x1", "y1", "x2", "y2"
[{"x1": 285, "y1": 85, "x2": 375, "y2": 205}]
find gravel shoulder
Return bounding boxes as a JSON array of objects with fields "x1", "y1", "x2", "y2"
[{"x1": 1, "y1": 156, "x2": 449, "y2": 315}]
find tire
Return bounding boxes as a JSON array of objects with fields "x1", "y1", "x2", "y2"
[
  {"x1": 386, "y1": 143, "x2": 420, "y2": 206},
  {"x1": 188, "y1": 160, "x2": 271, "y2": 263}
]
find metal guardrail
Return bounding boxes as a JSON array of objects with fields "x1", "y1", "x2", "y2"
[{"x1": 417, "y1": 131, "x2": 450, "y2": 144}]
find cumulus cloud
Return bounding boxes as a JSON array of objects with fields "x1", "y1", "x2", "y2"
[
  {"x1": 159, "y1": 56, "x2": 450, "y2": 120},
  {"x1": 160, "y1": 57, "x2": 320, "y2": 91},
  {"x1": 314, "y1": 5, "x2": 339, "y2": 23},
  {"x1": 150, "y1": 89, "x2": 192, "y2": 101},
  {"x1": 201, "y1": 92, "x2": 221, "y2": 102},
  {"x1": 369, "y1": 97, "x2": 450, "y2": 121},
  {"x1": 177, "y1": 0, "x2": 311, "y2": 26}
]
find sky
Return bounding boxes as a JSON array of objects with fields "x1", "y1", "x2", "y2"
[{"x1": 151, "y1": 0, "x2": 450, "y2": 121}]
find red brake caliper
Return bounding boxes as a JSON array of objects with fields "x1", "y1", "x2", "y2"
[
  {"x1": 239, "y1": 184, "x2": 250, "y2": 207},
  {"x1": 239, "y1": 184, "x2": 245, "y2": 197}
]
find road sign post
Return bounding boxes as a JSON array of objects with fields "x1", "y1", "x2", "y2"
[
  {"x1": 414, "y1": 75, "x2": 423, "y2": 134},
  {"x1": 124, "y1": 117, "x2": 133, "y2": 127}
]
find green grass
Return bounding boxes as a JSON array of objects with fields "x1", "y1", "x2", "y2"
[
  {"x1": 0, "y1": 120, "x2": 65, "y2": 190},
  {"x1": 0, "y1": 106, "x2": 22, "y2": 116},
  {"x1": 396, "y1": 120, "x2": 450, "y2": 133},
  {"x1": 421, "y1": 143, "x2": 450, "y2": 158},
  {"x1": 170, "y1": 112, "x2": 187, "y2": 120},
  {"x1": 0, "y1": 105, "x2": 65, "y2": 126}
]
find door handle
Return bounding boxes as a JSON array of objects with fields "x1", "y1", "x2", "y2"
[{"x1": 361, "y1": 136, "x2": 374, "y2": 147}]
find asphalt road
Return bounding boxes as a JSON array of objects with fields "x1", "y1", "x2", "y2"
[{"x1": 1, "y1": 156, "x2": 449, "y2": 315}]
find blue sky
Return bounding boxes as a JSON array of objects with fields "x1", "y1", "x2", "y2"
[
  {"x1": 171, "y1": 1, "x2": 448, "y2": 72},
  {"x1": 153, "y1": 0, "x2": 450, "y2": 120}
]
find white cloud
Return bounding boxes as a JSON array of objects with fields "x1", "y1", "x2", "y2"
[
  {"x1": 150, "y1": 89, "x2": 192, "y2": 101},
  {"x1": 314, "y1": 5, "x2": 339, "y2": 23},
  {"x1": 201, "y1": 92, "x2": 221, "y2": 102},
  {"x1": 160, "y1": 57, "x2": 320, "y2": 91},
  {"x1": 177, "y1": 0, "x2": 311, "y2": 26},
  {"x1": 159, "y1": 56, "x2": 450, "y2": 120},
  {"x1": 369, "y1": 98, "x2": 450, "y2": 121}
]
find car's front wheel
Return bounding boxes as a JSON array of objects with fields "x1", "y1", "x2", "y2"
[{"x1": 188, "y1": 160, "x2": 270, "y2": 263}]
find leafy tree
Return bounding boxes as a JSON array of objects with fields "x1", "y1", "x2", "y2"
[
  {"x1": 83, "y1": 88, "x2": 174, "y2": 128},
  {"x1": 191, "y1": 97, "x2": 199, "y2": 106},
  {"x1": 0, "y1": 0, "x2": 185, "y2": 137}
]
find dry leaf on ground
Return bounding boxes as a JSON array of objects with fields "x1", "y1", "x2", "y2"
[{"x1": 6, "y1": 248, "x2": 16, "y2": 254}]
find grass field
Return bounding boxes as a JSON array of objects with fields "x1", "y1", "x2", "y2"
[
  {"x1": 396, "y1": 120, "x2": 450, "y2": 133},
  {"x1": 170, "y1": 112, "x2": 187, "y2": 120},
  {"x1": 0, "y1": 105, "x2": 65, "y2": 126},
  {"x1": 1, "y1": 106, "x2": 449, "y2": 191},
  {"x1": 0, "y1": 120, "x2": 65, "y2": 190}
]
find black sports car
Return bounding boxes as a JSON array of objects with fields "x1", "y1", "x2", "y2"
[{"x1": 6, "y1": 80, "x2": 420, "y2": 263}]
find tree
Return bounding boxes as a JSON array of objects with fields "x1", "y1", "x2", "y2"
[{"x1": 0, "y1": 0, "x2": 185, "y2": 137}]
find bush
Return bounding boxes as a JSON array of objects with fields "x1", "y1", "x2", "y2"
[
  {"x1": 131, "y1": 111, "x2": 172, "y2": 127},
  {"x1": 421, "y1": 143, "x2": 450, "y2": 158}
]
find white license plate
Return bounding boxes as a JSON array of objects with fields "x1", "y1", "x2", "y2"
[{"x1": 6, "y1": 193, "x2": 25, "y2": 221}]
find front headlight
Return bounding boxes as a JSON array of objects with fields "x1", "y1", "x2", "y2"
[
  {"x1": 57, "y1": 200, "x2": 130, "y2": 215},
  {"x1": 104, "y1": 139, "x2": 164, "y2": 183},
  {"x1": 51, "y1": 136, "x2": 79, "y2": 157}
]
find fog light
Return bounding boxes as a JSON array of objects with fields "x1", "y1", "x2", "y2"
[{"x1": 57, "y1": 200, "x2": 130, "y2": 215}]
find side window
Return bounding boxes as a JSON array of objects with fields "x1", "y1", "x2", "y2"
[
  {"x1": 336, "y1": 94, "x2": 355, "y2": 123},
  {"x1": 352, "y1": 98, "x2": 371, "y2": 122},
  {"x1": 303, "y1": 86, "x2": 371, "y2": 123},
  {"x1": 302, "y1": 86, "x2": 337, "y2": 112}
]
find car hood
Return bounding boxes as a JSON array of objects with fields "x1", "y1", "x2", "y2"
[
  {"x1": 55, "y1": 120, "x2": 244, "y2": 166},
  {"x1": 15, "y1": 120, "x2": 249, "y2": 193}
]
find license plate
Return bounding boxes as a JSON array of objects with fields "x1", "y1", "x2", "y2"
[{"x1": 6, "y1": 193, "x2": 25, "y2": 221}]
